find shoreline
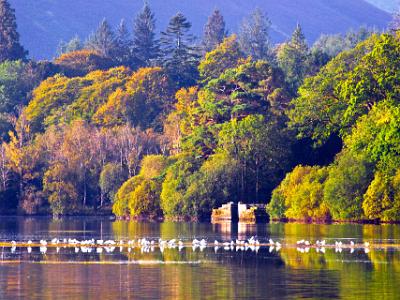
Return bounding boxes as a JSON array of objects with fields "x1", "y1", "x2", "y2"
[{"x1": 1, "y1": 213, "x2": 400, "y2": 225}]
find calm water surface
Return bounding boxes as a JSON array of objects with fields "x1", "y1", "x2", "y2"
[{"x1": 0, "y1": 217, "x2": 399, "y2": 299}]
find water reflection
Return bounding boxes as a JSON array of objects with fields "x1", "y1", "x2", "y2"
[{"x1": 0, "y1": 217, "x2": 400, "y2": 299}]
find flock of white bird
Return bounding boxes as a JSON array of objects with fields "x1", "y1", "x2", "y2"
[{"x1": 3, "y1": 237, "x2": 373, "y2": 255}]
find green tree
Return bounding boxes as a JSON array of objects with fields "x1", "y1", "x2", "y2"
[
  {"x1": 160, "y1": 13, "x2": 199, "y2": 87},
  {"x1": 198, "y1": 35, "x2": 243, "y2": 83},
  {"x1": 277, "y1": 24, "x2": 309, "y2": 95},
  {"x1": 323, "y1": 151, "x2": 373, "y2": 220},
  {"x1": 0, "y1": 0, "x2": 26, "y2": 62},
  {"x1": 160, "y1": 154, "x2": 201, "y2": 218},
  {"x1": 132, "y1": 3, "x2": 159, "y2": 67},
  {"x1": 288, "y1": 34, "x2": 380, "y2": 145},
  {"x1": 218, "y1": 114, "x2": 291, "y2": 202},
  {"x1": 128, "y1": 179, "x2": 162, "y2": 218},
  {"x1": 362, "y1": 172, "x2": 395, "y2": 221},
  {"x1": 43, "y1": 162, "x2": 78, "y2": 216},
  {"x1": 185, "y1": 153, "x2": 239, "y2": 216},
  {"x1": 112, "y1": 175, "x2": 144, "y2": 217},
  {"x1": 267, "y1": 165, "x2": 330, "y2": 221},
  {"x1": 202, "y1": 9, "x2": 227, "y2": 53},
  {"x1": 112, "y1": 155, "x2": 170, "y2": 217},
  {"x1": 238, "y1": 8, "x2": 272, "y2": 61},
  {"x1": 99, "y1": 162, "x2": 126, "y2": 206}
]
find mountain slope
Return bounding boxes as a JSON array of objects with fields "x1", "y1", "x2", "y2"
[
  {"x1": 10, "y1": 0, "x2": 391, "y2": 60},
  {"x1": 365, "y1": 0, "x2": 397, "y2": 12}
]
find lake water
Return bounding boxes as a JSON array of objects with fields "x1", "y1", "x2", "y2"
[{"x1": 0, "y1": 217, "x2": 399, "y2": 299}]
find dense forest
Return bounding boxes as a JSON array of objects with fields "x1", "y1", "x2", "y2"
[{"x1": 0, "y1": 0, "x2": 399, "y2": 222}]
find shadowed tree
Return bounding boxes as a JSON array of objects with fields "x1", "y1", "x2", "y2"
[
  {"x1": 202, "y1": 9, "x2": 227, "y2": 53},
  {"x1": 160, "y1": 12, "x2": 199, "y2": 87},
  {"x1": 114, "y1": 19, "x2": 133, "y2": 66},
  {"x1": 390, "y1": 6, "x2": 400, "y2": 32},
  {"x1": 132, "y1": 2, "x2": 159, "y2": 67},
  {"x1": 0, "y1": 0, "x2": 27, "y2": 62},
  {"x1": 238, "y1": 8, "x2": 272, "y2": 61},
  {"x1": 86, "y1": 18, "x2": 116, "y2": 58}
]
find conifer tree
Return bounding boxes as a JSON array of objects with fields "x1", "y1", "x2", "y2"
[
  {"x1": 0, "y1": 0, "x2": 27, "y2": 62},
  {"x1": 57, "y1": 35, "x2": 83, "y2": 56},
  {"x1": 114, "y1": 19, "x2": 133, "y2": 66},
  {"x1": 277, "y1": 23, "x2": 309, "y2": 95},
  {"x1": 160, "y1": 13, "x2": 199, "y2": 87},
  {"x1": 202, "y1": 9, "x2": 227, "y2": 53},
  {"x1": 238, "y1": 8, "x2": 272, "y2": 61},
  {"x1": 390, "y1": 7, "x2": 400, "y2": 32},
  {"x1": 132, "y1": 3, "x2": 159, "y2": 67},
  {"x1": 86, "y1": 18, "x2": 116, "y2": 58}
]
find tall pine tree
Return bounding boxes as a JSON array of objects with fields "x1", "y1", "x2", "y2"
[
  {"x1": 0, "y1": 0, "x2": 27, "y2": 62},
  {"x1": 202, "y1": 9, "x2": 227, "y2": 53},
  {"x1": 277, "y1": 23, "x2": 309, "y2": 95},
  {"x1": 114, "y1": 19, "x2": 133, "y2": 66},
  {"x1": 132, "y1": 3, "x2": 159, "y2": 67},
  {"x1": 86, "y1": 18, "x2": 116, "y2": 58},
  {"x1": 238, "y1": 8, "x2": 272, "y2": 61},
  {"x1": 160, "y1": 13, "x2": 199, "y2": 87}
]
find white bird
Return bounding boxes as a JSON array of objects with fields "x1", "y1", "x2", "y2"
[{"x1": 248, "y1": 237, "x2": 255, "y2": 245}]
